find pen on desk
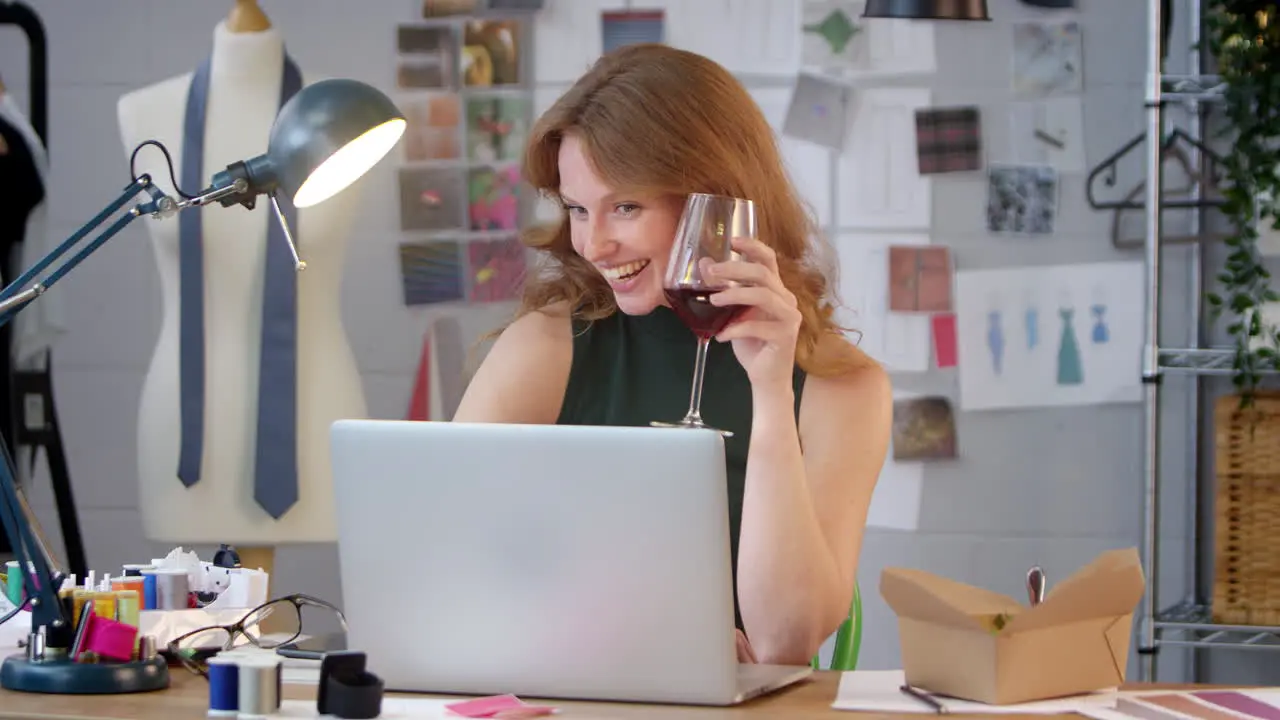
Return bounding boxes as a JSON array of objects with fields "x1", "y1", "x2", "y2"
[{"x1": 900, "y1": 684, "x2": 948, "y2": 714}]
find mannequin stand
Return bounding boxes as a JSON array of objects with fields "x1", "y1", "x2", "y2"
[
  {"x1": 237, "y1": 546, "x2": 288, "y2": 635},
  {"x1": 0, "y1": 655, "x2": 168, "y2": 694}
]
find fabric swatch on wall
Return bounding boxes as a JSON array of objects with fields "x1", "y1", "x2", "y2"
[
  {"x1": 888, "y1": 245, "x2": 953, "y2": 313},
  {"x1": 783, "y1": 73, "x2": 853, "y2": 151},
  {"x1": 601, "y1": 10, "x2": 665, "y2": 53},
  {"x1": 986, "y1": 165, "x2": 1058, "y2": 235},
  {"x1": 892, "y1": 396, "x2": 958, "y2": 461},
  {"x1": 468, "y1": 165, "x2": 522, "y2": 231},
  {"x1": 399, "y1": 167, "x2": 467, "y2": 232},
  {"x1": 467, "y1": 237, "x2": 527, "y2": 302},
  {"x1": 915, "y1": 106, "x2": 982, "y2": 174},
  {"x1": 462, "y1": 19, "x2": 523, "y2": 87},
  {"x1": 399, "y1": 241, "x2": 466, "y2": 305}
]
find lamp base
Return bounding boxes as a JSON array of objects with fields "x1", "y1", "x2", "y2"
[{"x1": 0, "y1": 653, "x2": 169, "y2": 694}]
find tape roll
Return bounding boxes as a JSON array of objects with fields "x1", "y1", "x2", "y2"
[
  {"x1": 237, "y1": 656, "x2": 282, "y2": 718},
  {"x1": 206, "y1": 654, "x2": 239, "y2": 716}
]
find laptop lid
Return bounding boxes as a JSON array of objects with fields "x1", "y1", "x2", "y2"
[{"x1": 329, "y1": 420, "x2": 741, "y2": 704}]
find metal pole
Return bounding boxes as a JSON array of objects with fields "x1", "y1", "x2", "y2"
[
  {"x1": 1139, "y1": 0, "x2": 1166, "y2": 684},
  {"x1": 1185, "y1": 0, "x2": 1207, "y2": 684}
]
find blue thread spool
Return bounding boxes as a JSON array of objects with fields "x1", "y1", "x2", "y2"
[
  {"x1": 140, "y1": 571, "x2": 157, "y2": 610},
  {"x1": 206, "y1": 654, "x2": 239, "y2": 716}
]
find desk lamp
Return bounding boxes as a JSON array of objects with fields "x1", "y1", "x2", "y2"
[
  {"x1": 0, "y1": 77, "x2": 405, "y2": 694},
  {"x1": 862, "y1": 0, "x2": 991, "y2": 20}
]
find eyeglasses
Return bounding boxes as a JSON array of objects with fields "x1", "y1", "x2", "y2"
[{"x1": 167, "y1": 593, "x2": 348, "y2": 676}]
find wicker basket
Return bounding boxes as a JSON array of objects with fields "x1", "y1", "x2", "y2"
[{"x1": 1212, "y1": 392, "x2": 1280, "y2": 626}]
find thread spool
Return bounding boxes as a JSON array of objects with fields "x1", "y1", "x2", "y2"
[
  {"x1": 121, "y1": 563, "x2": 152, "y2": 577},
  {"x1": 4, "y1": 560, "x2": 31, "y2": 606},
  {"x1": 151, "y1": 568, "x2": 188, "y2": 610},
  {"x1": 92, "y1": 591, "x2": 116, "y2": 619},
  {"x1": 206, "y1": 654, "x2": 240, "y2": 716},
  {"x1": 237, "y1": 656, "x2": 282, "y2": 718},
  {"x1": 114, "y1": 590, "x2": 140, "y2": 628},
  {"x1": 111, "y1": 576, "x2": 145, "y2": 599},
  {"x1": 140, "y1": 570, "x2": 157, "y2": 609}
]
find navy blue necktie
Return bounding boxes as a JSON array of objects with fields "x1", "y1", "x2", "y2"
[{"x1": 177, "y1": 54, "x2": 304, "y2": 520}]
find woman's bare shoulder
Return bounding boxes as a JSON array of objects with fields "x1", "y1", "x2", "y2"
[
  {"x1": 800, "y1": 333, "x2": 891, "y2": 418},
  {"x1": 452, "y1": 302, "x2": 574, "y2": 423}
]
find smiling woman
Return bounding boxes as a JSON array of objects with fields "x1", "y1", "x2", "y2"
[{"x1": 453, "y1": 42, "x2": 892, "y2": 667}]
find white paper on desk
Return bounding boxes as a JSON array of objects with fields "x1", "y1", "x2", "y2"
[
  {"x1": 866, "y1": 390, "x2": 924, "y2": 531},
  {"x1": 832, "y1": 670, "x2": 1121, "y2": 714},
  {"x1": 832, "y1": 232, "x2": 932, "y2": 373}
]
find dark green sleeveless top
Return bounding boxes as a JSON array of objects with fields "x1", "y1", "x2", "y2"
[{"x1": 555, "y1": 307, "x2": 806, "y2": 631}]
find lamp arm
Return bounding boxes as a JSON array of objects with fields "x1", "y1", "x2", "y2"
[
  {"x1": 0, "y1": 169, "x2": 213, "y2": 647},
  {"x1": 0, "y1": 141, "x2": 266, "y2": 649}
]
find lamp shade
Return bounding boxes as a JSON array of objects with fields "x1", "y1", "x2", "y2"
[
  {"x1": 267, "y1": 78, "x2": 407, "y2": 207},
  {"x1": 862, "y1": 0, "x2": 991, "y2": 20}
]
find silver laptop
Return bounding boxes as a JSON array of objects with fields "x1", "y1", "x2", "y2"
[{"x1": 328, "y1": 419, "x2": 812, "y2": 706}]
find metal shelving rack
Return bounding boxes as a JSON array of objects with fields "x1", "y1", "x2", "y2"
[{"x1": 1135, "y1": 0, "x2": 1280, "y2": 683}]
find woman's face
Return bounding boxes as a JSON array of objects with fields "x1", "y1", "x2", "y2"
[{"x1": 558, "y1": 133, "x2": 683, "y2": 316}]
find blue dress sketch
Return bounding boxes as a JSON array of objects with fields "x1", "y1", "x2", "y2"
[
  {"x1": 1057, "y1": 308, "x2": 1083, "y2": 385},
  {"x1": 987, "y1": 310, "x2": 1005, "y2": 376},
  {"x1": 1025, "y1": 306, "x2": 1039, "y2": 349},
  {"x1": 1090, "y1": 304, "x2": 1109, "y2": 344}
]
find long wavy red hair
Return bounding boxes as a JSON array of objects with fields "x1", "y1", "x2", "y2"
[{"x1": 511, "y1": 43, "x2": 872, "y2": 377}]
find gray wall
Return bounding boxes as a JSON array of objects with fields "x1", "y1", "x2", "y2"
[{"x1": 0, "y1": 0, "x2": 1265, "y2": 682}]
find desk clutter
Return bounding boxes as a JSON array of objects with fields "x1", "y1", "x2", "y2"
[{"x1": 0, "y1": 545, "x2": 270, "y2": 658}]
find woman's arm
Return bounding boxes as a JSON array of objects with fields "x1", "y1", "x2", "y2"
[
  {"x1": 452, "y1": 303, "x2": 573, "y2": 424},
  {"x1": 735, "y1": 349, "x2": 892, "y2": 665}
]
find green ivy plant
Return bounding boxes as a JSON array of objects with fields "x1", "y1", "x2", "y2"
[{"x1": 1204, "y1": 1, "x2": 1280, "y2": 407}]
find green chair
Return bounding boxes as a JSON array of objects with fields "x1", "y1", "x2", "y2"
[{"x1": 811, "y1": 581, "x2": 863, "y2": 671}]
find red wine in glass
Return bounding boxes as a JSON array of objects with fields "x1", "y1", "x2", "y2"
[
  {"x1": 664, "y1": 288, "x2": 745, "y2": 339},
  {"x1": 651, "y1": 193, "x2": 757, "y2": 437}
]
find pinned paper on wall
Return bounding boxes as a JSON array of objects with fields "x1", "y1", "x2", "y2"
[
  {"x1": 750, "y1": 88, "x2": 833, "y2": 227},
  {"x1": 783, "y1": 73, "x2": 854, "y2": 151},
  {"x1": 601, "y1": 10, "x2": 665, "y2": 53},
  {"x1": 801, "y1": 0, "x2": 865, "y2": 69},
  {"x1": 1009, "y1": 97, "x2": 1086, "y2": 173},
  {"x1": 915, "y1": 106, "x2": 983, "y2": 175},
  {"x1": 986, "y1": 165, "x2": 1058, "y2": 235},
  {"x1": 801, "y1": 0, "x2": 935, "y2": 76},
  {"x1": 892, "y1": 396, "x2": 958, "y2": 461},
  {"x1": 1011, "y1": 20, "x2": 1083, "y2": 98},
  {"x1": 932, "y1": 313, "x2": 958, "y2": 368},
  {"x1": 832, "y1": 232, "x2": 932, "y2": 373},
  {"x1": 953, "y1": 261, "x2": 1144, "y2": 411},
  {"x1": 867, "y1": 390, "x2": 925, "y2": 531}
]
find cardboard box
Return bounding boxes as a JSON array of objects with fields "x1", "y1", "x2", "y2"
[{"x1": 880, "y1": 547, "x2": 1144, "y2": 705}]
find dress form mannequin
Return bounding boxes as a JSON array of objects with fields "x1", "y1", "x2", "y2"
[{"x1": 117, "y1": 3, "x2": 368, "y2": 583}]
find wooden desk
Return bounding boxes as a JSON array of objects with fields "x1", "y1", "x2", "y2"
[{"x1": 0, "y1": 671, "x2": 1207, "y2": 720}]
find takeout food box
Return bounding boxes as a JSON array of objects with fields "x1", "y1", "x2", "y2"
[{"x1": 880, "y1": 547, "x2": 1144, "y2": 705}]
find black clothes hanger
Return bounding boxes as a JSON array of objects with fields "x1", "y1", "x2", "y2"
[
  {"x1": 1086, "y1": 128, "x2": 1226, "y2": 211},
  {"x1": 0, "y1": 0, "x2": 86, "y2": 580},
  {"x1": 0, "y1": 0, "x2": 46, "y2": 144}
]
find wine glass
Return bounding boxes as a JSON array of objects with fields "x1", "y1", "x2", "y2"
[{"x1": 651, "y1": 193, "x2": 757, "y2": 437}]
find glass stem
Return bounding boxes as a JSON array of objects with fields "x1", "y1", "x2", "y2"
[{"x1": 683, "y1": 336, "x2": 711, "y2": 424}]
